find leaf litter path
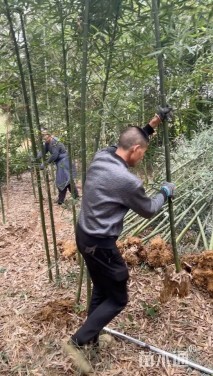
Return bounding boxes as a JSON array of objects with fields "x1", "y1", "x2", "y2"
[{"x1": 0, "y1": 173, "x2": 213, "y2": 376}]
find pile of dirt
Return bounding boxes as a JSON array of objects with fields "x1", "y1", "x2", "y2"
[
  {"x1": 117, "y1": 237, "x2": 143, "y2": 266},
  {"x1": 57, "y1": 235, "x2": 174, "y2": 269},
  {"x1": 57, "y1": 240, "x2": 77, "y2": 259},
  {"x1": 33, "y1": 299, "x2": 75, "y2": 325},
  {"x1": 117, "y1": 236, "x2": 174, "y2": 268},
  {"x1": 141, "y1": 236, "x2": 174, "y2": 268},
  {"x1": 182, "y1": 250, "x2": 213, "y2": 296},
  {"x1": 117, "y1": 237, "x2": 213, "y2": 296},
  {"x1": 58, "y1": 235, "x2": 213, "y2": 297}
]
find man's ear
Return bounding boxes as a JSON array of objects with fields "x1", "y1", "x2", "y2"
[{"x1": 133, "y1": 144, "x2": 141, "y2": 152}]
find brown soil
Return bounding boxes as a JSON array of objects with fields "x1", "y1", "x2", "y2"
[
  {"x1": 33, "y1": 299, "x2": 75, "y2": 324},
  {"x1": 117, "y1": 236, "x2": 213, "y2": 297},
  {"x1": 117, "y1": 235, "x2": 174, "y2": 268},
  {"x1": 58, "y1": 239, "x2": 77, "y2": 259},
  {"x1": 182, "y1": 251, "x2": 213, "y2": 296},
  {"x1": 0, "y1": 173, "x2": 213, "y2": 376}
]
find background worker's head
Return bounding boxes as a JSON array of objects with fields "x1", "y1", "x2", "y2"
[
  {"x1": 116, "y1": 126, "x2": 149, "y2": 167},
  {"x1": 41, "y1": 128, "x2": 52, "y2": 143}
]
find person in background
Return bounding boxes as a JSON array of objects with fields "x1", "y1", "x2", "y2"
[
  {"x1": 38, "y1": 129, "x2": 79, "y2": 204},
  {"x1": 63, "y1": 106, "x2": 175, "y2": 374}
]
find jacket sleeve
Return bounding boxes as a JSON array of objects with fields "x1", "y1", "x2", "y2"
[
  {"x1": 142, "y1": 124, "x2": 155, "y2": 138},
  {"x1": 47, "y1": 143, "x2": 60, "y2": 163},
  {"x1": 124, "y1": 181, "x2": 167, "y2": 219},
  {"x1": 36, "y1": 142, "x2": 48, "y2": 160}
]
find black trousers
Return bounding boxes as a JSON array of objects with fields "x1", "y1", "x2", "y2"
[
  {"x1": 58, "y1": 182, "x2": 79, "y2": 203},
  {"x1": 71, "y1": 226, "x2": 129, "y2": 346}
]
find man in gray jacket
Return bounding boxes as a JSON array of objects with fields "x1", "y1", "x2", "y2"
[{"x1": 64, "y1": 108, "x2": 175, "y2": 374}]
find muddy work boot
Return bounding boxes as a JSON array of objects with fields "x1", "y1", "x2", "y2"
[{"x1": 62, "y1": 340, "x2": 92, "y2": 374}]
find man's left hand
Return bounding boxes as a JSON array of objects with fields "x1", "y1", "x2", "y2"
[{"x1": 157, "y1": 105, "x2": 173, "y2": 122}]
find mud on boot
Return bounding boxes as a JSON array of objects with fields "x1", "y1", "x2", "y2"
[{"x1": 62, "y1": 340, "x2": 93, "y2": 374}]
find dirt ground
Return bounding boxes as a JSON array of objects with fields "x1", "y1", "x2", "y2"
[{"x1": 0, "y1": 173, "x2": 213, "y2": 376}]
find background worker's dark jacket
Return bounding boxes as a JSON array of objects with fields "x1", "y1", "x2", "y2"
[{"x1": 38, "y1": 137, "x2": 77, "y2": 191}]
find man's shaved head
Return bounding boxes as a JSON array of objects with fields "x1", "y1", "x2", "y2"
[{"x1": 118, "y1": 126, "x2": 149, "y2": 150}]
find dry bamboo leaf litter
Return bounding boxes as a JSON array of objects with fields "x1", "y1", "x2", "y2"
[{"x1": 0, "y1": 173, "x2": 213, "y2": 375}]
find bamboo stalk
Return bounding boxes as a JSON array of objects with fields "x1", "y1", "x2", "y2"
[
  {"x1": 4, "y1": 0, "x2": 53, "y2": 281},
  {"x1": 50, "y1": 165, "x2": 56, "y2": 196},
  {"x1": 81, "y1": 0, "x2": 91, "y2": 306},
  {"x1": 45, "y1": 169, "x2": 60, "y2": 280},
  {"x1": 193, "y1": 232, "x2": 201, "y2": 251},
  {"x1": 95, "y1": 0, "x2": 122, "y2": 151},
  {"x1": 121, "y1": 217, "x2": 149, "y2": 237},
  {"x1": 209, "y1": 227, "x2": 213, "y2": 250},
  {"x1": 152, "y1": 0, "x2": 180, "y2": 272},
  {"x1": 176, "y1": 203, "x2": 207, "y2": 244},
  {"x1": 122, "y1": 191, "x2": 190, "y2": 239},
  {"x1": 0, "y1": 185, "x2": 6, "y2": 224},
  {"x1": 76, "y1": 257, "x2": 85, "y2": 304},
  {"x1": 144, "y1": 200, "x2": 198, "y2": 243},
  {"x1": 163, "y1": 197, "x2": 203, "y2": 241},
  {"x1": 58, "y1": 0, "x2": 78, "y2": 240},
  {"x1": 19, "y1": 9, "x2": 57, "y2": 280},
  {"x1": 6, "y1": 114, "x2": 10, "y2": 210},
  {"x1": 194, "y1": 211, "x2": 208, "y2": 250},
  {"x1": 130, "y1": 192, "x2": 191, "y2": 237},
  {"x1": 163, "y1": 197, "x2": 203, "y2": 236},
  {"x1": 142, "y1": 222, "x2": 170, "y2": 242},
  {"x1": 25, "y1": 130, "x2": 37, "y2": 199}
]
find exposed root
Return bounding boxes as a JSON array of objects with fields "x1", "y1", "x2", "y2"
[
  {"x1": 182, "y1": 250, "x2": 213, "y2": 296},
  {"x1": 140, "y1": 236, "x2": 173, "y2": 268},
  {"x1": 117, "y1": 237, "x2": 143, "y2": 266},
  {"x1": 117, "y1": 236, "x2": 173, "y2": 268},
  {"x1": 160, "y1": 265, "x2": 192, "y2": 303}
]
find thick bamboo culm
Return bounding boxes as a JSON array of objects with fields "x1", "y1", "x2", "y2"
[{"x1": 151, "y1": 0, "x2": 180, "y2": 272}]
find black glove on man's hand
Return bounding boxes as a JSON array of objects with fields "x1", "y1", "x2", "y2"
[
  {"x1": 157, "y1": 105, "x2": 173, "y2": 122},
  {"x1": 160, "y1": 181, "x2": 176, "y2": 198}
]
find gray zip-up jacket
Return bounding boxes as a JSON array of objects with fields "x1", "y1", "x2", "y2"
[{"x1": 78, "y1": 146, "x2": 166, "y2": 238}]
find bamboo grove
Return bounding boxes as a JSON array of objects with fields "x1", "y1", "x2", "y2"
[{"x1": 0, "y1": 0, "x2": 213, "y2": 287}]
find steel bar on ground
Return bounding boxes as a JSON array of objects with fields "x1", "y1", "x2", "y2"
[{"x1": 104, "y1": 327, "x2": 213, "y2": 375}]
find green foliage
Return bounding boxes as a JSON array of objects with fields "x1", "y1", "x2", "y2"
[
  {"x1": 0, "y1": 129, "x2": 29, "y2": 182},
  {"x1": 0, "y1": 0, "x2": 212, "y2": 175},
  {"x1": 122, "y1": 126, "x2": 213, "y2": 250},
  {"x1": 141, "y1": 301, "x2": 159, "y2": 318}
]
